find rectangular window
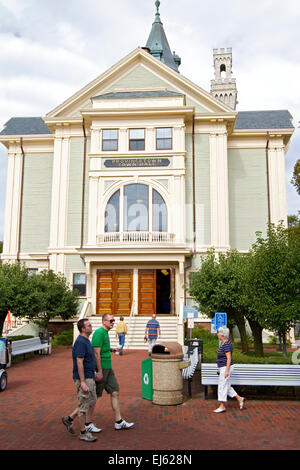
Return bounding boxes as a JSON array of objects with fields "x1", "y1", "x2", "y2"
[
  {"x1": 73, "y1": 273, "x2": 87, "y2": 296},
  {"x1": 129, "y1": 128, "x2": 145, "y2": 151},
  {"x1": 27, "y1": 268, "x2": 38, "y2": 277},
  {"x1": 102, "y1": 129, "x2": 118, "y2": 151},
  {"x1": 156, "y1": 128, "x2": 172, "y2": 150}
]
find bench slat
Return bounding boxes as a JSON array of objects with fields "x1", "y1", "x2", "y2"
[
  {"x1": 201, "y1": 363, "x2": 300, "y2": 387},
  {"x1": 11, "y1": 338, "x2": 50, "y2": 356}
]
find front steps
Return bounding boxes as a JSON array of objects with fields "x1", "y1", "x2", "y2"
[{"x1": 89, "y1": 315, "x2": 180, "y2": 350}]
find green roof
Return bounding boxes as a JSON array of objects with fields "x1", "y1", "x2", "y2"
[{"x1": 146, "y1": 1, "x2": 181, "y2": 72}]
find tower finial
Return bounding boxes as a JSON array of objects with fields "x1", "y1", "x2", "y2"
[{"x1": 154, "y1": 0, "x2": 162, "y2": 24}]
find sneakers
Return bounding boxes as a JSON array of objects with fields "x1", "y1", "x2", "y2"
[
  {"x1": 85, "y1": 423, "x2": 102, "y2": 433},
  {"x1": 114, "y1": 419, "x2": 134, "y2": 430},
  {"x1": 62, "y1": 416, "x2": 75, "y2": 434},
  {"x1": 79, "y1": 431, "x2": 97, "y2": 442}
]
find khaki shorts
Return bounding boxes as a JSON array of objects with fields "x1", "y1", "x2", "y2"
[
  {"x1": 95, "y1": 369, "x2": 119, "y2": 397},
  {"x1": 74, "y1": 378, "x2": 97, "y2": 415}
]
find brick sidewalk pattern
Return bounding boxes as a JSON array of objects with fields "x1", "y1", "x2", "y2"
[{"x1": 0, "y1": 348, "x2": 299, "y2": 450}]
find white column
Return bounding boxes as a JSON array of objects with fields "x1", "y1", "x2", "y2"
[
  {"x1": 147, "y1": 127, "x2": 156, "y2": 153},
  {"x1": 90, "y1": 127, "x2": 98, "y2": 154},
  {"x1": 49, "y1": 128, "x2": 70, "y2": 251},
  {"x1": 49, "y1": 253, "x2": 65, "y2": 274},
  {"x1": 58, "y1": 135, "x2": 70, "y2": 247},
  {"x1": 268, "y1": 145, "x2": 287, "y2": 227},
  {"x1": 88, "y1": 177, "x2": 99, "y2": 245},
  {"x1": 48, "y1": 126, "x2": 70, "y2": 274},
  {"x1": 177, "y1": 262, "x2": 185, "y2": 345},
  {"x1": 133, "y1": 268, "x2": 139, "y2": 315},
  {"x1": 2, "y1": 143, "x2": 24, "y2": 259},
  {"x1": 119, "y1": 128, "x2": 127, "y2": 153},
  {"x1": 209, "y1": 132, "x2": 230, "y2": 249},
  {"x1": 49, "y1": 135, "x2": 63, "y2": 249}
]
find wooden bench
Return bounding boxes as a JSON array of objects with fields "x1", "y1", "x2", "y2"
[
  {"x1": 10, "y1": 336, "x2": 51, "y2": 360},
  {"x1": 201, "y1": 363, "x2": 300, "y2": 399}
]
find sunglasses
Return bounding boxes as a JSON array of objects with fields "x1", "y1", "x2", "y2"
[{"x1": 108, "y1": 319, "x2": 115, "y2": 323}]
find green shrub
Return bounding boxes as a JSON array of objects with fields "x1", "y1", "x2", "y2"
[
  {"x1": 7, "y1": 335, "x2": 34, "y2": 341},
  {"x1": 189, "y1": 324, "x2": 219, "y2": 346},
  {"x1": 188, "y1": 324, "x2": 293, "y2": 365},
  {"x1": 52, "y1": 329, "x2": 73, "y2": 346}
]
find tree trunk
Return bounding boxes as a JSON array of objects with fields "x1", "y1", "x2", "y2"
[
  {"x1": 282, "y1": 332, "x2": 287, "y2": 358},
  {"x1": 248, "y1": 319, "x2": 264, "y2": 357},
  {"x1": 277, "y1": 333, "x2": 283, "y2": 352},
  {"x1": 233, "y1": 314, "x2": 249, "y2": 353}
]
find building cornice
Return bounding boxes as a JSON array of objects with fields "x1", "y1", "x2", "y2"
[
  {"x1": 0, "y1": 134, "x2": 54, "y2": 148},
  {"x1": 231, "y1": 128, "x2": 294, "y2": 146}
]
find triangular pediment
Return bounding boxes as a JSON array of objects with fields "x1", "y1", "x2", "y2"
[{"x1": 45, "y1": 47, "x2": 234, "y2": 120}]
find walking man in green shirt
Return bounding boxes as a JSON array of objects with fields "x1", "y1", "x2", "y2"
[{"x1": 91, "y1": 313, "x2": 134, "y2": 430}]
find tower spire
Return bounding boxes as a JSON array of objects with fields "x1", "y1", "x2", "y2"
[
  {"x1": 154, "y1": 0, "x2": 162, "y2": 24},
  {"x1": 145, "y1": 1, "x2": 181, "y2": 72}
]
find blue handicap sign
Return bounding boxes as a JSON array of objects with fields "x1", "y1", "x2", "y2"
[
  {"x1": 211, "y1": 313, "x2": 227, "y2": 333},
  {"x1": 215, "y1": 312, "x2": 227, "y2": 329}
]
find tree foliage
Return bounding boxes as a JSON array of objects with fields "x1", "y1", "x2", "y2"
[
  {"x1": 189, "y1": 249, "x2": 250, "y2": 352},
  {"x1": 189, "y1": 223, "x2": 300, "y2": 357},
  {"x1": 287, "y1": 212, "x2": 300, "y2": 238},
  {"x1": 291, "y1": 158, "x2": 300, "y2": 195},
  {"x1": 244, "y1": 223, "x2": 300, "y2": 356},
  {"x1": 28, "y1": 269, "x2": 80, "y2": 330},
  {"x1": 0, "y1": 263, "x2": 79, "y2": 336}
]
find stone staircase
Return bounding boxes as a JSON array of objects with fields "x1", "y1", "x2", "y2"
[
  {"x1": 89, "y1": 315, "x2": 179, "y2": 350},
  {"x1": 2, "y1": 315, "x2": 28, "y2": 337}
]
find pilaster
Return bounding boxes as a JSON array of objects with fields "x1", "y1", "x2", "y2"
[
  {"x1": 268, "y1": 144, "x2": 287, "y2": 226},
  {"x1": 3, "y1": 143, "x2": 23, "y2": 257},
  {"x1": 49, "y1": 125, "x2": 70, "y2": 272},
  {"x1": 209, "y1": 132, "x2": 230, "y2": 249}
]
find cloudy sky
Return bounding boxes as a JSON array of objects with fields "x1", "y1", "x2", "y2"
[{"x1": 0, "y1": 0, "x2": 299, "y2": 239}]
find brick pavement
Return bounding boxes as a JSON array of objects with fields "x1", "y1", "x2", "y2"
[{"x1": 0, "y1": 347, "x2": 299, "y2": 451}]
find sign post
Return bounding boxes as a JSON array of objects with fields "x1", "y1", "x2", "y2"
[{"x1": 183, "y1": 306, "x2": 198, "y2": 339}]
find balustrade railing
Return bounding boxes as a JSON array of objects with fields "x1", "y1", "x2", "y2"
[{"x1": 97, "y1": 231, "x2": 175, "y2": 245}]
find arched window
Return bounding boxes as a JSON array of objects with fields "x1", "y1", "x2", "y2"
[
  {"x1": 124, "y1": 184, "x2": 149, "y2": 231},
  {"x1": 220, "y1": 64, "x2": 226, "y2": 81},
  {"x1": 105, "y1": 190, "x2": 120, "y2": 232},
  {"x1": 153, "y1": 189, "x2": 167, "y2": 232},
  {"x1": 105, "y1": 184, "x2": 167, "y2": 233}
]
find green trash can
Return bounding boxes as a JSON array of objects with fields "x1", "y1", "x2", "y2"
[{"x1": 141, "y1": 357, "x2": 153, "y2": 401}]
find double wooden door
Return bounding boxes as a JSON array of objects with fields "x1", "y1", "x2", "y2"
[
  {"x1": 97, "y1": 268, "x2": 174, "y2": 316},
  {"x1": 97, "y1": 270, "x2": 133, "y2": 316}
]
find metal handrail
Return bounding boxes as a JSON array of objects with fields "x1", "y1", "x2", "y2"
[{"x1": 125, "y1": 299, "x2": 135, "y2": 350}]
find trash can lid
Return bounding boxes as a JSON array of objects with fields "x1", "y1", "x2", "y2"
[{"x1": 151, "y1": 342, "x2": 183, "y2": 359}]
